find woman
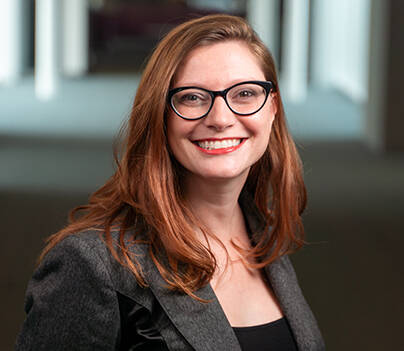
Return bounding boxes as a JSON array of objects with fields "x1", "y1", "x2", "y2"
[{"x1": 16, "y1": 14, "x2": 325, "y2": 350}]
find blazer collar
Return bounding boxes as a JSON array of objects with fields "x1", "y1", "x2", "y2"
[
  {"x1": 140, "y1": 255, "x2": 241, "y2": 351},
  {"x1": 133, "y1": 189, "x2": 260, "y2": 350},
  {"x1": 239, "y1": 189, "x2": 323, "y2": 349},
  {"x1": 135, "y1": 190, "x2": 314, "y2": 350}
]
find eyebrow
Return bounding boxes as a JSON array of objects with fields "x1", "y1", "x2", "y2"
[{"x1": 173, "y1": 77, "x2": 265, "y2": 89}]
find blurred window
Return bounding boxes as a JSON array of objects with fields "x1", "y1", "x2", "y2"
[{"x1": 89, "y1": 0, "x2": 247, "y2": 73}]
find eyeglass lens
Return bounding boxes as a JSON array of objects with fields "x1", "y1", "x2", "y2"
[{"x1": 171, "y1": 83, "x2": 267, "y2": 119}]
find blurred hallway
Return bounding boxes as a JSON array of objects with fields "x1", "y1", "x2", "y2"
[{"x1": 1, "y1": 136, "x2": 403, "y2": 350}]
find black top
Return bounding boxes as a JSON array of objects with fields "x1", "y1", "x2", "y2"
[{"x1": 233, "y1": 317, "x2": 298, "y2": 351}]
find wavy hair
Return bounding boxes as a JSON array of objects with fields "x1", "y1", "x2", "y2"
[{"x1": 41, "y1": 14, "x2": 307, "y2": 299}]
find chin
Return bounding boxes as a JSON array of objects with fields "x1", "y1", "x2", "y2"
[{"x1": 195, "y1": 167, "x2": 250, "y2": 182}]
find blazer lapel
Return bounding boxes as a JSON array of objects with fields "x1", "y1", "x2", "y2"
[
  {"x1": 264, "y1": 258, "x2": 325, "y2": 351},
  {"x1": 139, "y1": 251, "x2": 241, "y2": 351},
  {"x1": 130, "y1": 188, "x2": 323, "y2": 350},
  {"x1": 135, "y1": 189, "x2": 269, "y2": 351},
  {"x1": 240, "y1": 189, "x2": 324, "y2": 350}
]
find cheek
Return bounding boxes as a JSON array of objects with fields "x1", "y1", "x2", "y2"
[
  {"x1": 166, "y1": 113, "x2": 184, "y2": 147},
  {"x1": 166, "y1": 113, "x2": 196, "y2": 156},
  {"x1": 246, "y1": 107, "x2": 275, "y2": 140},
  {"x1": 246, "y1": 108, "x2": 275, "y2": 161}
]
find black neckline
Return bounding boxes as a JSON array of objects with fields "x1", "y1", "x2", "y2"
[{"x1": 232, "y1": 316, "x2": 285, "y2": 331}]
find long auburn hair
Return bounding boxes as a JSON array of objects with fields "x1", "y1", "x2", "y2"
[{"x1": 41, "y1": 14, "x2": 307, "y2": 299}]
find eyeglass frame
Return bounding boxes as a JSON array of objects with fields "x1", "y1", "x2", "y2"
[{"x1": 167, "y1": 80, "x2": 276, "y2": 121}]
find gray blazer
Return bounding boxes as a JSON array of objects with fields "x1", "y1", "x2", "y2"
[{"x1": 16, "y1": 196, "x2": 325, "y2": 350}]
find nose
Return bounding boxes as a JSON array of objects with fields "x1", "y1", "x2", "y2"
[{"x1": 203, "y1": 96, "x2": 236, "y2": 131}]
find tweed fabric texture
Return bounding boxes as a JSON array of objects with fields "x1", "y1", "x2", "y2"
[{"x1": 16, "y1": 192, "x2": 325, "y2": 350}]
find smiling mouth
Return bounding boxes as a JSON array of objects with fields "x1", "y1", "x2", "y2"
[{"x1": 194, "y1": 138, "x2": 243, "y2": 150}]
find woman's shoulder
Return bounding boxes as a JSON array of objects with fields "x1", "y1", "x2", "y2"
[
  {"x1": 43, "y1": 230, "x2": 115, "y2": 276},
  {"x1": 17, "y1": 229, "x2": 155, "y2": 350},
  {"x1": 48, "y1": 228, "x2": 147, "y2": 263},
  {"x1": 36, "y1": 231, "x2": 111, "y2": 287},
  {"x1": 49, "y1": 230, "x2": 108, "y2": 257},
  {"x1": 39, "y1": 229, "x2": 150, "y2": 298},
  {"x1": 49, "y1": 229, "x2": 116, "y2": 258}
]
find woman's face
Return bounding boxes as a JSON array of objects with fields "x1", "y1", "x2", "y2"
[{"x1": 166, "y1": 41, "x2": 276, "y2": 184}]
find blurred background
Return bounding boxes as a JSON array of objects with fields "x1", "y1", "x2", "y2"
[{"x1": 1, "y1": 0, "x2": 403, "y2": 350}]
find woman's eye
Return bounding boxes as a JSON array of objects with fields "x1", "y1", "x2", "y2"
[
  {"x1": 233, "y1": 90, "x2": 255, "y2": 100},
  {"x1": 183, "y1": 94, "x2": 200, "y2": 101},
  {"x1": 238, "y1": 90, "x2": 253, "y2": 97},
  {"x1": 177, "y1": 92, "x2": 208, "y2": 105}
]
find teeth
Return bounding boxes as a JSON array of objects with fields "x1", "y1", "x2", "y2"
[{"x1": 197, "y1": 139, "x2": 242, "y2": 150}]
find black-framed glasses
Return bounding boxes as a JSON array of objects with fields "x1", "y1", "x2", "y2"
[{"x1": 168, "y1": 80, "x2": 276, "y2": 120}]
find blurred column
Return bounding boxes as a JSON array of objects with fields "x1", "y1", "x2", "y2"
[
  {"x1": 365, "y1": 0, "x2": 404, "y2": 152},
  {"x1": 310, "y1": 0, "x2": 332, "y2": 89},
  {"x1": 247, "y1": 0, "x2": 281, "y2": 64},
  {"x1": 281, "y1": 0, "x2": 310, "y2": 103},
  {"x1": 187, "y1": 0, "x2": 235, "y2": 11},
  {"x1": 62, "y1": 0, "x2": 89, "y2": 77},
  {"x1": 0, "y1": 0, "x2": 27, "y2": 84},
  {"x1": 35, "y1": 0, "x2": 61, "y2": 100},
  {"x1": 311, "y1": 0, "x2": 370, "y2": 103}
]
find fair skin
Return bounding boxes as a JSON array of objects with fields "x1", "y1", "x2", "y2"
[{"x1": 166, "y1": 41, "x2": 283, "y2": 327}]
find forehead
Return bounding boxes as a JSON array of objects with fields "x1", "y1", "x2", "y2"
[{"x1": 172, "y1": 41, "x2": 265, "y2": 88}]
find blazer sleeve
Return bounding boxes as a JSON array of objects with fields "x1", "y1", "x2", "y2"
[{"x1": 15, "y1": 235, "x2": 121, "y2": 351}]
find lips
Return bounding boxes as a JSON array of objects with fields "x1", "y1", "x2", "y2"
[
  {"x1": 192, "y1": 138, "x2": 245, "y2": 154},
  {"x1": 196, "y1": 138, "x2": 242, "y2": 150}
]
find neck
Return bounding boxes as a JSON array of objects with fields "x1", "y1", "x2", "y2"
[{"x1": 183, "y1": 172, "x2": 249, "y2": 242}]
